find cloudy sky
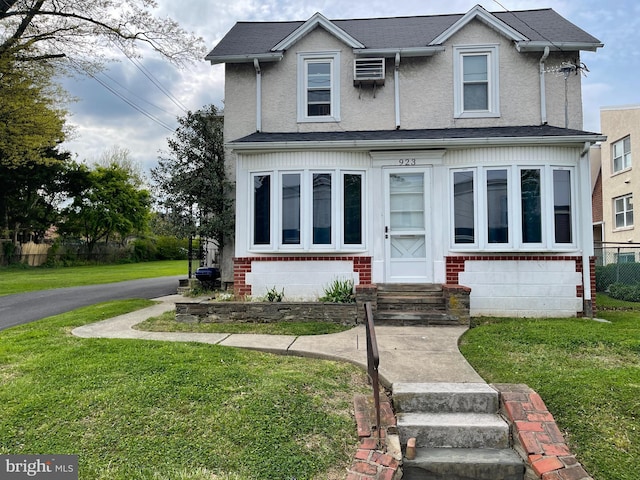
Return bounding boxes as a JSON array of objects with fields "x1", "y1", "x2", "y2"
[{"x1": 61, "y1": 0, "x2": 640, "y2": 173}]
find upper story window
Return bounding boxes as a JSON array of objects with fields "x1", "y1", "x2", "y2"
[
  {"x1": 612, "y1": 136, "x2": 631, "y2": 173},
  {"x1": 452, "y1": 165, "x2": 575, "y2": 250},
  {"x1": 453, "y1": 45, "x2": 500, "y2": 118},
  {"x1": 297, "y1": 52, "x2": 341, "y2": 123}
]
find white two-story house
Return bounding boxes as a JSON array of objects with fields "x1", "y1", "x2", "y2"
[{"x1": 206, "y1": 5, "x2": 604, "y2": 317}]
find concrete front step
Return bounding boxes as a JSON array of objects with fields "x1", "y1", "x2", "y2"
[
  {"x1": 397, "y1": 412, "x2": 510, "y2": 449},
  {"x1": 377, "y1": 283, "x2": 443, "y2": 293},
  {"x1": 393, "y1": 383, "x2": 499, "y2": 414},
  {"x1": 403, "y1": 448, "x2": 525, "y2": 480}
]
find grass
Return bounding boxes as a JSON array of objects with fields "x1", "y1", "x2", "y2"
[
  {"x1": 134, "y1": 310, "x2": 352, "y2": 336},
  {"x1": 0, "y1": 260, "x2": 187, "y2": 296},
  {"x1": 0, "y1": 300, "x2": 370, "y2": 480},
  {"x1": 459, "y1": 294, "x2": 640, "y2": 480}
]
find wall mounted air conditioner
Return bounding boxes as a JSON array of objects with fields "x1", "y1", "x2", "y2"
[{"x1": 353, "y1": 58, "x2": 385, "y2": 86}]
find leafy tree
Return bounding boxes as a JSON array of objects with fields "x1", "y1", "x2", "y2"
[
  {"x1": 152, "y1": 104, "x2": 233, "y2": 261},
  {"x1": 61, "y1": 159, "x2": 151, "y2": 253},
  {"x1": 0, "y1": 0, "x2": 205, "y2": 71}
]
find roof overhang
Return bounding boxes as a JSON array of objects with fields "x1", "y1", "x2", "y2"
[
  {"x1": 228, "y1": 134, "x2": 607, "y2": 153},
  {"x1": 516, "y1": 41, "x2": 604, "y2": 52},
  {"x1": 353, "y1": 46, "x2": 446, "y2": 58},
  {"x1": 205, "y1": 52, "x2": 284, "y2": 65}
]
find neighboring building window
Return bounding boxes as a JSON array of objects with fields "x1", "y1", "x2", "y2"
[
  {"x1": 451, "y1": 166, "x2": 574, "y2": 249},
  {"x1": 614, "y1": 194, "x2": 633, "y2": 229},
  {"x1": 250, "y1": 170, "x2": 364, "y2": 251},
  {"x1": 453, "y1": 45, "x2": 499, "y2": 118},
  {"x1": 612, "y1": 136, "x2": 631, "y2": 173},
  {"x1": 615, "y1": 252, "x2": 635, "y2": 263},
  {"x1": 297, "y1": 52, "x2": 340, "y2": 122}
]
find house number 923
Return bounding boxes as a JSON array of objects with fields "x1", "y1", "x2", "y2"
[{"x1": 399, "y1": 158, "x2": 416, "y2": 166}]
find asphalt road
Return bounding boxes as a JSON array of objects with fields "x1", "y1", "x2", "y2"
[{"x1": 0, "y1": 275, "x2": 184, "y2": 332}]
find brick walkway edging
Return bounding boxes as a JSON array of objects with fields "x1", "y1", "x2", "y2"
[
  {"x1": 348, "y1": 394, "x2": 402, "y2": 480},
  {"x1": 494, "y1": 384, "x2": 594, "y2": 480}
]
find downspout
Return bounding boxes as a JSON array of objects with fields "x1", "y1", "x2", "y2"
[
  {"x1": 539, "y1": 46, "x2": 550, "y2": 125},
  {"x1": 580, "y1": 141, "x2": 594, "y2": 317},
  {"x1": 254, "y1": 58, "x2": 262, "y2": 132},
  {"x1": 394, "y1": 52, "x2": 401, "y2": 129}
]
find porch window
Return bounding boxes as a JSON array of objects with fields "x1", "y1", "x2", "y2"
[
  {"x1": 453, "y1": 171, "x2": 475, "y2": 244},
  {"x1": 553, "y1": 170, "x2": 573, "y2": 244},
  {"x1": 451, "y1": 166, "x2": 575, "y2": 249},
  {"x1": 521, "y1": 169, "x2": 542, "y2": 243},
  {"x1": 250, "y1": 170, "x2": 364, "y2": 251},
  {"x1": 253, "y1": 174, "x2": 271, "y2": 245},
  {"x1": 486, "y1": 169, "x2": 509, "y2": 243},
  {"x1": 282, "y1": 173, "x2": 301, "y2": 244}
]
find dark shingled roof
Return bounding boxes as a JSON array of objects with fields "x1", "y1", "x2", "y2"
[
  {"x1": 231, "y1": 125, "x2": 602, "y2": 144},
  {"x1": 208, "y1": 8, "x2": 601, "y2": 60}
]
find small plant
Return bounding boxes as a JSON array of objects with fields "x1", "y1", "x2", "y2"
[
  {"x1": 264, "y1": 286, "x2": 284, "y2": 302},
  {"x1": 319, "y1": 278, "x2": 355, "y2": 303},
  {"x1": 216, "y1": 292, "x2": 235, "y2": 301}
]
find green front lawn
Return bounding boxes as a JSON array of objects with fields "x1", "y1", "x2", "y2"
[
  {"x1": 0, "y1": 260, "x2": 187, "y2": 296},
  {"x1": 0, "y1": 300, "x2": 369, "y2": 479},
  {"x1": 459, "y1": 296, "x2": 640, "y2": 480}
]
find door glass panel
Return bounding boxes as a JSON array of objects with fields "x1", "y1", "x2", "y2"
[{"x1": 389, "y1": 173, "x2": 424, "y2": 230}]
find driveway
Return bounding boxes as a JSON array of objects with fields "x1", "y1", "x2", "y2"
[{"x1": 0, "y1": 275, "x2": 183, "y2": 331}]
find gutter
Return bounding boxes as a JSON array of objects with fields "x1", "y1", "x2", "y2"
[
  {"x1": 516, "y1": 41, "x2": 603, "y2": 52},
  {"x1": 395, "y1": 53, "x2": 401, "y2": 129},
  {"x1": 254, "y1": 58, "x2": 262, "y2": 132},
  {"x1": 353, "y1": 46, "x2": 445, "y2": 58},
  {"x1": 228, "y1": 134, "x2": 607, "y2": 152},
  {"x1": 539, "y1": 46, "x2": 550, "y2": 124},
  {"x1": 205, "y1": 52, "x2": 284, "y2": 65}
]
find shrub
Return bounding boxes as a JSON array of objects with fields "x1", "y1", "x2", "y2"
[
  {"x1": 264, "y1": 286, "x2": 284, "y2": 302},
  {"x1": 608, "y1": 282, "x2": 640, "y2": 303},
  {"x1": 319, "y1": 278, "x2": 355, "y2": 303},
  {"x1": 596, "y1": 263, "x2": 640, "y2": 292}
]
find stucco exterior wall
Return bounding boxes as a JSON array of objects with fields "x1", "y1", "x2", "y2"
[
  {"x1": 222, "y1": 20, "x2": 586, "y2": 147},
  {"x1": 600, "y1": 105, "x2": 640, "y2": 244}
]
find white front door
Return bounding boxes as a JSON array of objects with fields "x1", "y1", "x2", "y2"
[{"x1": 384, "y1": 169, "x2": 432, "y2": 283}]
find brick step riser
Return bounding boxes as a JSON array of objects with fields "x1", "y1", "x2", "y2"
[{"x1": 403, "y1": 448, "x2": 524, "y2": 480}]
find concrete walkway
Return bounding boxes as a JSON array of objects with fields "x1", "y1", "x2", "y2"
[{"x1": 72, "y1": 295, "x2": 484, "y2": 387}]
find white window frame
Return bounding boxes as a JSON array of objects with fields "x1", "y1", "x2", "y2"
[
  {"x1": 249, "y1": 169, "x2": 365, "y2": 252},
  {"x1": 297, "y1": 52, "x2": 341, "y2": 123},
  {"x1": 453, "y1": 45, "x2": 500, "y2": 118},
  {"x1": 612, "y1": 136, "x2": 631, "y2": 173},
  {"x1": 614, "y1": 194, "x2": 634, "y2": 230},
  {"x1": 450, "y1": 165, "x2": 576, "y2": 251}
]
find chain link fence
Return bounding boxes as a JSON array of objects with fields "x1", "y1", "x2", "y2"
[{"x1": 595, "y1": 242, "x2": 640, "y2": 292}]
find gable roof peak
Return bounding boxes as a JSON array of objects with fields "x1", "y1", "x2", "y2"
[
  {"x1": 271, "y1": 11, "x2": 364, "y2": 52},
  {"x1": 430, "y1": 3, "x2": 528, "y2": 45}
]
